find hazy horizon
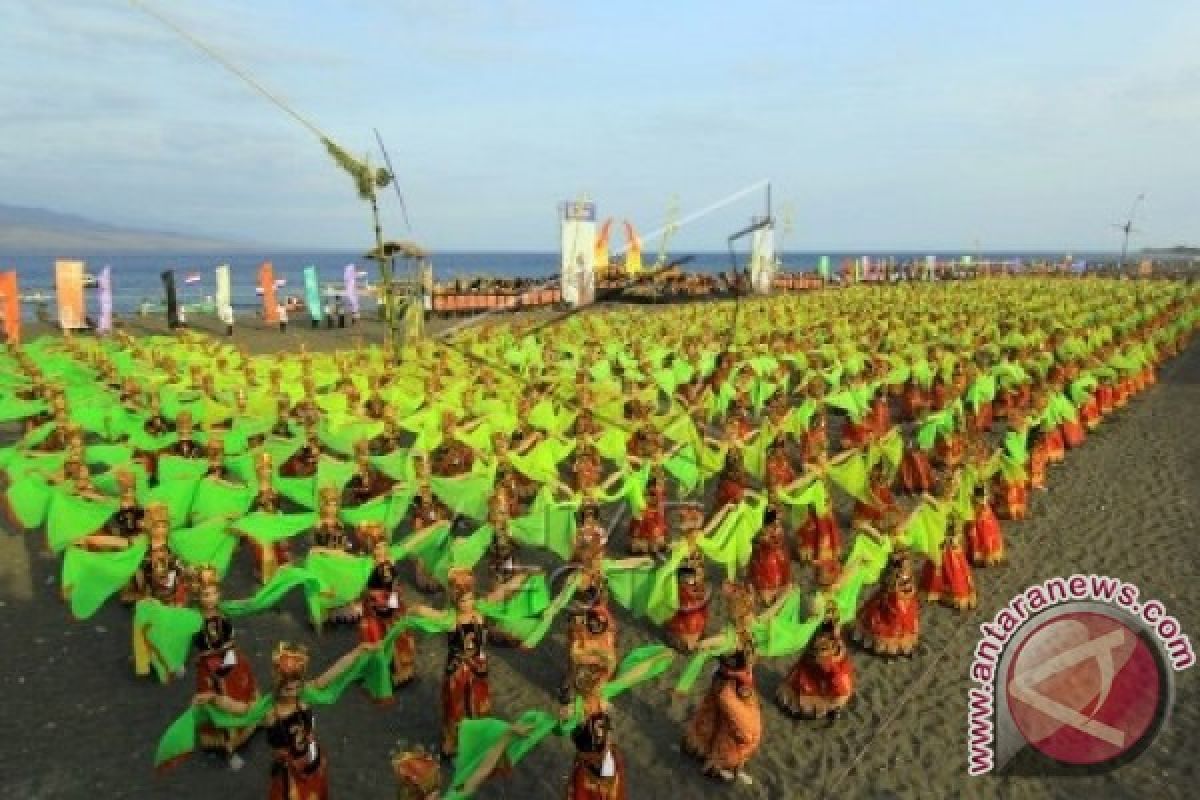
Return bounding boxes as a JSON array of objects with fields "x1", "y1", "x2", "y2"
[{"x1": 2, "y1": 1, "x2": 1197, "y2": 252}]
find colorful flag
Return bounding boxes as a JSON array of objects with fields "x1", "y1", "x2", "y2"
[
  {"x1": 161, "y1": 271, "x2": 180, "y2": 328},
  {"x1": 259, "y1": 262, "x2": 278, "y2": 322},
  {"x1": 214, "y1": 265, "x2": 231, "y2": 310},
  {"x1": 343, "y1": 264, "x2": 360, "y2": 315},
  {"x1": 0, "y1": 270, "x2": 20, "y2": 344},
  {"x1": 55, "y1": 259, "x2": 86, "y2": 329},
  {"x1": 303, "y1": 266, "x2": 322, "y2": 322},
  {"x1": 97, "y1": 266, "x2": 112, "y2": 334}
]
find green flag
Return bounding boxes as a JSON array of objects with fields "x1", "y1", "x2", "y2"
[{"x1": 61, "y1": 536, "x2": 148, "y2": 619}]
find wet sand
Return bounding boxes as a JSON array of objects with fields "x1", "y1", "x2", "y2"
[{"x1": 1, "y1": 313, "x2": 1197, "y2": 800}]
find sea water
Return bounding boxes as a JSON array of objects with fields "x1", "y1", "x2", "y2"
[{"x1": 0, "y1": 250, "x2": 1113, "y2": 317}]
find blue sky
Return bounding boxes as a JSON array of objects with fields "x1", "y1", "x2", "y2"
[{"x1": 1, "y1": 0, "x2": 1197, "y2": 251}]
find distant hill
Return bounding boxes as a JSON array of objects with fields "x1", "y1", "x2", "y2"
[
  {"x1": 1141, "y1": 245, "x2": 1199, "y2": 256},
  {"x1": 0, "y1": 203, "x2": 249, "y2": 252}
]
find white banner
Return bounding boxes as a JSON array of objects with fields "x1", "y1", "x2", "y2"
[
  {"x1": 561, "y1": 209, "x2": 596, "y2": 307},
  {"x1": 214, "y1": 265, "x2": 231, "y2": 311},
  {"x1": 750, "y1": 223, "x2": 776, "y2": 294}
]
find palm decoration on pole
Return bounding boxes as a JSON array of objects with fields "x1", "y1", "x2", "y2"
[
  {"x1": 128, "y1": 0, "x2": 411, "y2": 361},
  {"x1": 321, "y1": 139, "x2": 403, "y2": 360},
  {"x1": 1113, "y1": 193, "x2": 1145, "y2": 274}
]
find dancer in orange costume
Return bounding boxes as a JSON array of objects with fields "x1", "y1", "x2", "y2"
[
  {"x1": 853, "y1": 548, "x2": 921, "y2": 657},
  {"x1": 777, "y1": 562, "x2": 855, "y2": 720},
  {"x1": 560, "y1": 660, "x2": 627, "y2": 800},
  {"x1": 919, "y1": 519, "x2": 977, "y2": 611},
  {"x1": 191, "y1": 566, "x2": 259, "y2": 765},
  {"x1": 357, "y1": 523, "x2": 417, "y2": 692},
  {"x1": 747, "y1": 505, "x2": 791, "y2": 605},
  {"x1": 682, "y1": 584, "x2": 762, "y2": 784},
  {"x1": 195, "y1": 641, "x2": 370, "y2": 800}
]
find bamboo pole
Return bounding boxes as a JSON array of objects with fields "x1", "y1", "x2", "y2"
[{"x1": 369, "y1": 192, "x2": 399, "y2": 363}]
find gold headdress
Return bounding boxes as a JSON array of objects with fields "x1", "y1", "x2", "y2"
[
  {"x1": 488, "y1": 500, "x2": 511, "y2": 525},
  {"x1": 391, "y1": 746, "x2": 441, "y2": 798},
  {"x1": 195, "y1": 564, "x2": 220, "y2": 589},
  {"x1": 358, "y1": 521, "x2": 387, "y2": 549},
  {"x1": 272, "y1": 641, "x2": 310, "y2": 683},
  {"x1": 189, "y1": 563, "x2": 220, "y2": 598},
  {"x1": 144, "y1": 500, "x2": 170, "y2": 523},
  {"x1": 677, "y1": 501, "x2": 705, "y2": 527},
  {"x1": 447, "y1": 568, "x2": 475, "y2": 602},
  {"x1": 115, "y1": 468, "x2": 137, "y2": 494}
]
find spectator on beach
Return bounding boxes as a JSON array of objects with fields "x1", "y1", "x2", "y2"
[
  {"x1": 336, "y1": 299, "x2": 346, "y2": 328},
  {"x1": 277, "y1": 302, "x2": 288, "y2": 333},
  {"x1": 324, "y1": 299, "x2": 334, "y2": 329},
  {"x1": 219, "y1": 304, "x2": 235, "y2": 337}
]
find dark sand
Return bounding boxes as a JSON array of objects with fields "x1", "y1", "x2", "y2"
[
  {"x1": 33, "y1": 306, "x2": 562, "y2": 354},
  {"x1": 1, "y1": 312, "x2": 1197, "y2": 800}
]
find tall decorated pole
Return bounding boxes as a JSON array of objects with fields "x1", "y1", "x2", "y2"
[
  {"x1": 129, "y1": 0, "x2": 405, "y2": 361},
  {"x1": 323, "y1": 138, "x2": 399, "y2": 360}
]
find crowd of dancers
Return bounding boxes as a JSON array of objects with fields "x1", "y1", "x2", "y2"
[{"x1": 1, "y1": 278, "x2": 1196, "y2": 799}]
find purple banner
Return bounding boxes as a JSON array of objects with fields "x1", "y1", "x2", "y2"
[
  {"x1": 97, "y1": 266, "x2": 113, "y2": 334},
  {"x1": 343, "y1": 263, "x2": 359, "y2": 314}
]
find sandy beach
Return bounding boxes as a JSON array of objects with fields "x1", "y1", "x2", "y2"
[
  {"x1": 0, "y1": 308, "x2": 1197, "y2": 800},
  {"x1": 6, "y1": 0, "x2": 1199, "y2": 795}
]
